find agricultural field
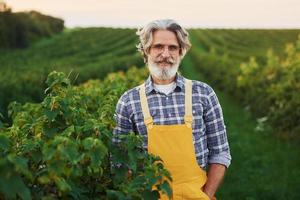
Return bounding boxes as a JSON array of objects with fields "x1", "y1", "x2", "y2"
[
  {"x1": 0, "y1": 28, "x2": 143, "y2": 117},
  {"x1": 188, "y1": 29, "x2": 300, "y2": 137},
  {"x1": 1, "y1": 27, "x2": 300, "y2": 199}
]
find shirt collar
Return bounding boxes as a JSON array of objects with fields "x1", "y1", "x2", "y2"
[{"x1": 144, "y1": 73, "x2": 185, "y2": 95}]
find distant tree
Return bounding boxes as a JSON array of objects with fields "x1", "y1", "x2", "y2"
[{"x1": 0, "y1": 9, "x2": 64, "y2": 48}]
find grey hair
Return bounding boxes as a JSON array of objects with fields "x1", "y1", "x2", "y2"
[{"x1": 136, "y1": 19, "x2": 191, "y2": 63}]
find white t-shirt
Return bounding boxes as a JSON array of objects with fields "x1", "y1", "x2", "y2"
[{"x1": 153, "y1": 81, "x2": 176, "y2": 95}]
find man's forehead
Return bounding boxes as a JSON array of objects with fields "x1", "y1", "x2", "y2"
[{"x1": 152, "y1": 29, "x2": 179, "y2": 44}]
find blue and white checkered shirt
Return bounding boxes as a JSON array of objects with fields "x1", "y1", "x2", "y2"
[{"x1": 113, "y1": 74, "x2": 231, "y2": 169}]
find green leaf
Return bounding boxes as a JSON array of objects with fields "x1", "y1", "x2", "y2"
[
  {"x1": 7, "y1": 101, "x2": 22, "y2": 119},
  {"x1": 106, "y1": 190, "x2": 127, "y2": 200},
  {"x1": 129, "y1": 175, "x2": 146, "y2": 188},
  {"x1": 160, "y1": 180, "x2": 172, "y2": 198},
  {"x1": 38, "y1": 175, "x2": 51, "y2": 184},
  {"x1": 62, "y1": 125, "x2": 75, "y2": 137},
  {"x1": 142, "y1": 190, "x2": 160, "y2": 200},
  {"x1": 44, "y1": 109, "x2": 59, "y2": 121},
  {"x1": 31, "y1": 150, "x2": 43, "y2": 163},
  {"x1": 55, "y1": 177, "x2": 71, "y2": 192},
  {"x1": 0, "y1": 168, "x2": 32, "y2": 200},
  {"x1": 0, "y1": 112, "x2": 4, "y2": 120},
  {"x1": 45, "y1": 71, "x2": 70, "y2": 93},
  {"x1": 59, "y1": 140, "x2": 80, "y2": 164},
  {"x1": 7, "y1": 154, "x2": 32, "y2": 180},
  {"x1": 0, "y1": 134, "x2": 10, "y2": 150},
  {"x1": 90, "y1": 139, "x2": 108, "y2": 166},
  {"x1": 43, "y1": 126, "x2": 59, "y2": 137},
  {"x1": 148, "y1": 174, "x2": 159, "y2": 187},
  {"x1": 82, "y1": 137, "x2": 94, "y2": 150},
  {"x1": 42, "y1": 144, "x2": 57, "y2": 161},
  {"x1": 83, "y1": 119, "x2": 96, "y2": 132},
  {"x1": 22, "y1": 139, "x2": 37, "y2": 153},
  {"x1": 7, "y1": 154, "x2": 28, "y2": 169}
]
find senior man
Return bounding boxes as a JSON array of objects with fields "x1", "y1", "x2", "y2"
[{"x1": 113, "y1": 19, "x2": 231, "y2": 200}]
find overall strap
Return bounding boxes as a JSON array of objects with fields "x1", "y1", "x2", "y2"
[
  {"x1": 139, "y1": 79, "x2": 193, "y2": 128},
  {"x1": 184, "y1": 79, "x2": 193, "y2": 128},
  {"x1": 139, "y1": 83, "x2": 154, "y2": 129}
]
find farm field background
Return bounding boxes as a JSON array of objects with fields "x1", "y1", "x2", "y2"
[{"x1": 1, "y1": 27, "x2": 300, "y2": 199}]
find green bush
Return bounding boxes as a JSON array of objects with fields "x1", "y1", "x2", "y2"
[
  {"x1": 189, "y1": 29, "x2": 300, "y2": 138},
  {"x1": 0, "y1": 67, "x2": 172, "y2": 199},
  {"x1": 237, "y1": 35, "x2": 300, "y2": 137}
]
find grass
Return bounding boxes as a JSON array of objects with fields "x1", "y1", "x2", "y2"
[{"x1": 217, "y1": 90, "x2": 300, "y2": 200}]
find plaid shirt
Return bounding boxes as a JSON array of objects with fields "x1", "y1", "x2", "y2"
[{"x1": 113, "y1": 74, "x2": 231, "y2": 169}]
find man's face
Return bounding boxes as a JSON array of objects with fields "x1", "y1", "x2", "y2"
[{"x1": 147, "y1": 30, "x2": 181, "y2": 80}]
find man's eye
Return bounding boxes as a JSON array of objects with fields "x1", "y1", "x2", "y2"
[
  {"x1": 169, "y1": 45, "x2": 179, "y2": 51},
  {"x1": 154, "y1": 44, "x2": 163, "y2": 50}
]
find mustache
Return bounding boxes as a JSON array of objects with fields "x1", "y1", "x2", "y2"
[{"x1": 155, "y1": 58, "x2": 175, "y2": 64}]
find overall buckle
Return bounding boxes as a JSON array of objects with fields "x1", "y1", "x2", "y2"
[
  {"x1": 184, "y1": 115, "x2": 193, "y2": 128},
  {"x1": 144, "y1": 117, "x2": 154, "y2": 129}
]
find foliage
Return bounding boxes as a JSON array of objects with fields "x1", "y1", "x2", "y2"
[
  {"x1": 0, "y1": 27, "x2": 143, "y2": 118},
  {"x1": 0, "y1": 67, "x2": 172, "y2": 199},
  {"x1": 188, "y1": 29, "x2": 300, "y2": 137},
  {"x1": 237, "y1": 36, "x2": 300, "y2": 137},
  {"x1": 1, "y1": 28, "x2": 298, "y2": 124}
]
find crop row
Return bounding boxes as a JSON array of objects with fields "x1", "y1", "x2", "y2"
[
  {"x1": 189, "y1": 30, "x2": 300, "y2": 137},
  {"x1": 0, "y1": 28, "x2": 143, "y2": 118}
]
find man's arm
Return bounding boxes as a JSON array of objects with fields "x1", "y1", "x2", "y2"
[
  {"x1": 203, "y1": 85, "x2": 232, "y2": 198},
  {"x1": 203, "y1": 163, "x2": 226, "y2": 199},
  {"x1": 112, "y1": 93, "x2": 133, "y2": 144}
]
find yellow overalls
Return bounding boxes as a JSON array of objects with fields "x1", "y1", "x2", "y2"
[{"x1": 139, "y1": 79, "x2": 214, "y2": 200}]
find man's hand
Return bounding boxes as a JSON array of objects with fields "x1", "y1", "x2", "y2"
[{"x1": 202, "y1": 163, "x2": 226, "y2": 199}]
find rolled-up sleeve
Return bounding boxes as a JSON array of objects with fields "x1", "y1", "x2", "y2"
[
  {"x1": 204, "y1": 86, "x2": 231, "y2": 168},
  {"x1": 112, "y1": 92, "x2": 133, "y2": 144}
]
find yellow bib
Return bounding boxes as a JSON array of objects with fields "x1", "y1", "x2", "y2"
[{"x1": 139, "y1": 79, "x2": 212, "y2": 200}]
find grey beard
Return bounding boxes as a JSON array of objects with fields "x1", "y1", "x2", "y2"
[{"x1": 148, "y1": 60, "x2": 180, "y2": 80}]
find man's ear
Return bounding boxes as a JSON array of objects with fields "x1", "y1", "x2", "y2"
[{"x1": 143, "y1": 51, "x2": 149, "y2": 64}]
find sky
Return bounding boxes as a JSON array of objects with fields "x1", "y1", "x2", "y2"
[{"x1": 5, "y1": 0, "x2": 300, "y2": 28}]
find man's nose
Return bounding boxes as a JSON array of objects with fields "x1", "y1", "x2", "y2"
[{"x1": 161, "y1": 47, "x2": 171, "y2": 58}]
